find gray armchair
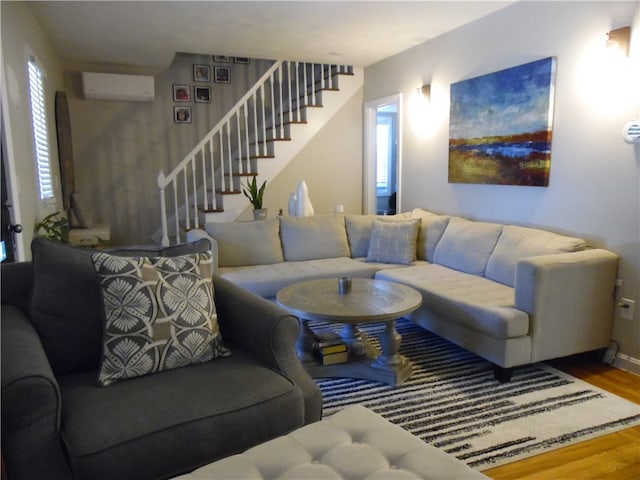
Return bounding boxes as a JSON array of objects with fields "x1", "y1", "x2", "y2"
[{"x1": 1, "y1": 239, "x2": 321, "y2": 480}]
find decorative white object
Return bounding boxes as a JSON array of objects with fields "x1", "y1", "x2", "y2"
[
  {"x1": 288, "y1": 193, "x2": 297, "y2": 216},
  {"x1": 295, "y1": 180, "x2": 314, "y2": 217}
]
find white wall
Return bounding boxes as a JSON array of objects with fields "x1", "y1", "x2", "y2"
[
  {"x1": 1, "y1": 2, "x2": 64, "y2": 259},
  {"x1": 365, "y1": 1, "x2": 640, "y2": 368}
]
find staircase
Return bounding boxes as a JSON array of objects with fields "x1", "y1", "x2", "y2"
[{"x1": 156, "y1": 60, "x2": 363, "y2": 246}]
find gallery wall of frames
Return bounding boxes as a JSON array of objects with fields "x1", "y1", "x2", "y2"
[{"x1": 173, "y1": 55, "x2": 250, "y2": 123}]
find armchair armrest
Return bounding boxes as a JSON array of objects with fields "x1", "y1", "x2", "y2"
[
  {"x1": 212, "y1": 275, "x2": 322, "y2": 424},
  {"x1": 186, "y1": 228, "x2": 219, "y2": 274},
  {"x1": 1, "y1": 305, "x2": 71, "y2": 480},
  {"x1": 514, "y1": 248, "x2": 619, "y2": 362}
]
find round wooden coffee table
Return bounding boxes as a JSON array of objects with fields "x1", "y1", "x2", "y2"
[{"x1": 276, "y1": 278, "x2": 422, "y2": 386}]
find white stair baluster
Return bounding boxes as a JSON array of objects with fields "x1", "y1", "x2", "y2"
[
  {"x1": 191, "y1": 157, "x2": 199, "y2": 229},
  {"x1": 243, "y1": 102, "x2": 250, "y2": 174},
  {"x1": 172, "y1": 181, "x2": 180, "y2": 244},
  {"x1": 201, "y1": 148, "x2": 208, "y2": 211},
  {"x1": 277, "y1": 64, "x2": 284, "y2": 134},
  {"x1": 236, "y1": 112, "x2": 243, "y2": 175},
  {"x1": 208, "y1": 138, "x2": 216, "y2": 209},
  {"x1": 260, "y1": 84, "x2": 267, "y2": 152},
  {"x1": 226, "y1": 120, "x2": 233, "y2": 188},
  {"x1": 158, "y1": 170, "x2": 169, "y2": 246},
  {"x1": 218, "y1": 130, "x2": 225, "y2": 190},
  {"x1": 270, "y1": 71, "x2": 277, "y2": 139},
  {"x1": 253, "y1": 91, "x2": 259, "y2": 157}
]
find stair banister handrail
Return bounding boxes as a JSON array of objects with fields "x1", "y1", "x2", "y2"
[
  {"x1": 160, "y1": 60, "x2": 283, "y2": 186},
  {"x1": 158, "y1": 60, "x2": 283, "y2": 245}
]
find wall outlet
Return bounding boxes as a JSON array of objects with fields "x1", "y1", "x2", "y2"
[{"x1": 618, "y1": 298, "x2": 635, "y2": 320}]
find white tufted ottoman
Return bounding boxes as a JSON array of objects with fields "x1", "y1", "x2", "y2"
[{"x1": 171, "y1": 405, "x2": 489, "y2": 479}]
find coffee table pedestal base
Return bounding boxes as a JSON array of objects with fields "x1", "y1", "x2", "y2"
[{"x1": 301, "y1": 319, "x2": 413, "y2": 387}]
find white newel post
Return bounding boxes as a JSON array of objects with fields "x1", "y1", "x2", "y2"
[{"x1": 158, "y1": 170, "x2": 169, "y2": 247}]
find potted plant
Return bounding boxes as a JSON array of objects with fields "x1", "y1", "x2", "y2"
[
  {"x1": 34, "y1": 211, "x2": 70, "y2": 243},
  {"x1": 242, "y1": 176, "x2": 267, "y2": 220}
]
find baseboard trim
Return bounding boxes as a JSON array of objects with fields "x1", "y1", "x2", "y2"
[{"x1": 613, "y1": 353, "x2": 640, "y2": 376}]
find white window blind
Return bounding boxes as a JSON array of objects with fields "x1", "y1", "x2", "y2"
[{"x1": 27, "y1": 56, "x2": 54, "y2": 202}]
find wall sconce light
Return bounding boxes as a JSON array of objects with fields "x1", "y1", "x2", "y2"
[
  {"x1": 606, "y1": 26, "x2": 631, "y2": 57},
  {"x1": 416, "y1": 84, "x2": 431, "y2": 102}
]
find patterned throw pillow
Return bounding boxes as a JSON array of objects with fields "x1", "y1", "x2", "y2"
[
  {"x1": 366, "y1": 219, "x2": 421, "y2": 265},
  {"x1": 92, "y1": 251, "x2": 229, "y2": 386}
]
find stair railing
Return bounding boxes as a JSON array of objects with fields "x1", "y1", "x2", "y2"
[{"x1": 158, "y1": 61, "x2": 351, "y2": 246}]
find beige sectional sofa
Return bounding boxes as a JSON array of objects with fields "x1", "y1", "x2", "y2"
[{"x1": 187, "y1": 209, "x2": 619, "y2": 380}]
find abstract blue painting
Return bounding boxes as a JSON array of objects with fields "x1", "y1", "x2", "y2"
[{"x1": 448, "y1": 57, "x2": 557, "y2": 186}]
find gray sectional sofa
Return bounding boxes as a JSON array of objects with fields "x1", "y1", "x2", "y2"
[{"x1": 188, "y1": 208, "x2": 619, "y2": 380}]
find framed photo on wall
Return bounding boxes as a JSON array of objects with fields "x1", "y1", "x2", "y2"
[
  {"x1": 195, "y1": 86, "x2": 211, "y2": 103},
  {"x1": 234, "y1": 57, "x2": 250, "y2": 64},
  {"x1": 214, "y1": 66, "x2": 231, "y2": 84},
  {"x1": 172, "y1": 84, "x2": 191, "y2": 102},
  {"x1": 174, "y1": 106, "x2": 192, "y2": 123},
  {"x1": 213, "y1": 55, "x2": 231, "y2": 63},
  {"x1": 193, "y1": 64, "x2": 211, "y2": 82}
]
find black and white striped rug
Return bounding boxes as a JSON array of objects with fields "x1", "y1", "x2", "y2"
[{"x1": 314, "y1": 318, "x2": 640, "y2": 469}]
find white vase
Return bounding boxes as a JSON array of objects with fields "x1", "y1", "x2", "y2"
[
  {"x1": 295, "y1": 180, "x2": 314, "y2": 217},
  {"x1": 288, "y1": 193, "x2": 297, "y2": 216}
]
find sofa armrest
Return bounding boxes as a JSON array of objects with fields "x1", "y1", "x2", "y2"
[
  {"x1": 1, "y1": 305, "x2": 72, "y2": 480},
  {"x1": 212, "y1": 275, "x2": 322, "y2": 424},
  {"x1": 186, "y1": 228, "x2": 219, "y2": 274},
  {"x1": 514, "y1": 249, "x2": 619, "y2": 362}
]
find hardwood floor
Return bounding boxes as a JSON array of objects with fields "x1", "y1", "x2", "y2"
[{"x1": 482, "y1": 354, "x2": 640, "y2": 480}]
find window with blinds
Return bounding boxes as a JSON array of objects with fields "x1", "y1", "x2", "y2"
[{"x1": 27, "y1": 56, "x2": 55, "y2": 203}]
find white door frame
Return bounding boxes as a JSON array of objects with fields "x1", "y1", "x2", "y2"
[
  {"x1": 1, "y1": 64, "x2": 26, "y2": 261},
  {"x1": 363, "y1": 93, "x2": 403, "y2": 215}
]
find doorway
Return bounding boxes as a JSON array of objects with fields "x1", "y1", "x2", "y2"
[{"x1": 363, "y1": 94, "x2": 402, "y2": 215}]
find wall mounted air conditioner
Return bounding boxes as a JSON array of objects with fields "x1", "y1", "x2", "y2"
[{"x1": 82, "y1": 72, "x2": 155, "y2": 102}]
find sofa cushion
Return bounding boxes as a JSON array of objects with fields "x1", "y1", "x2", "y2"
[
  {"x1": 29, "y1": 238, "x2": 211, "y2": 376},
  {"x1": 345, "y1": 214, "x2": 413, "y2": 258},
  {"x1": 433, "y1": 217, "x2": 503, "y2": 276},
  {"x1": 220, "y1": 258, "x2": 383, "y2": 298},
  {"x1": 92, "y1": 251, "x2": 229, "y2": 386},
  {"x1": 205, "y1": 219, "x2": 283, "y2": 267},
  {"x1": 344, "y1": 214, "x2": 378, "y2": 258},
  {"x1": 279, "y1": 215, "x2": 350, "y2": 262},
  {"x1": 376, "y1": 264, "x2": 529, "y2": 339},
  {"x1": 485, "y1": 225, "x2": 588, "y2": 287},
  {"x1": 366, "y1": 219, "x2": 420, "y2": 265},
  {"x1": 410, "y1": 208, "x2": 451, "y2": 261},
  {"x1": 58, "y1": 348, "x2": 305, "y2": 480}
]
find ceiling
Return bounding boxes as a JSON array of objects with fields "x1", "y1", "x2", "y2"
[{"x1": 28, "y1": 1, "x2": 512, "y2": 69}]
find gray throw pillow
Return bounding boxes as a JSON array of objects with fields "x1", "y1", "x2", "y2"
[
  {"x1": 366, "y1": 219, "x2": 420, "y2": 265},
  {"x1": 92, "y1": 250, "x2": 229, "y2": 386}
]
